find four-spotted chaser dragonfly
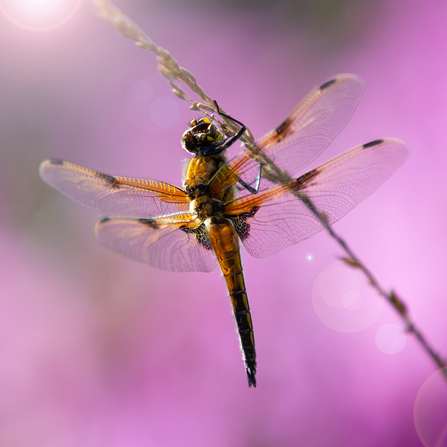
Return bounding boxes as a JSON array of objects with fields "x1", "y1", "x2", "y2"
[{"x1": 39, "y1": 74, "x2": 410, "y2": 387}]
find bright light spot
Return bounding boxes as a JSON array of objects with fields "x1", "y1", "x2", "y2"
[
  {"x1": 312, "y1": 261, "x2": 384, "y2": 332},
  {"x1": 318, "y1": 263, "x2": 361, "y2": 309},
  {"x1": 414, "y1": 367, "x2": 447, "y2": 447},
  {"x1": 306, "y1": 254, "x2": 313, "y2": 261},
  {"x1": 0, "y1": 0, "x2": 82, "y2": 31},
  {"x1": 375, "y1": 323, "x2": 406, "y2": 354},
  {"x1": 20, "y1": 0, "x2": 53, "y2": 12}
]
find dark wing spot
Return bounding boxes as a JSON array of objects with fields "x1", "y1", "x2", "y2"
[
  {"x1": 296, "y1": 167, "x2": 320, "y2": 188},
  {"x1": 231, "y1": 207, "x2": 260, "y2": 241},
  {"x1": 139, "y1": 218, "x2": 157, "y2": 228},
  {"x1": 181, "y1": 224, "x2": 212, "y2": 250},
  {"x1": 275, "y1": 116, "x2": 292, "y2": 140},
  {"x1": 363, "y1": 139, "x2": 384, "y2": 149},
  {"x1": 196, "y1": 230, "x2": 212, "y2": 250},
  {"x1": 276, "y1": 123, "x2": 284, "y2": 134},
  {"x1": 48, "y1": 159, "x2": 64, "y2": 165},
  {"x1": 248, "y1": 206, "x2": 260, "y2": 217},
  {"x1": 99, "y1": 216, "x2": 111, "y2": 223},
  {"x1": 320, "y1": 79, "x2": 337, "y2": 91},
  {"x1": 233, "y1": 217, "x2": 251, "y2": 241},
  {"x1": 96, "y1": 172, "x2": 119, "y2": 187},
  {"x1": 98, "y1": 173, "x2": 116, "y2": 184}
]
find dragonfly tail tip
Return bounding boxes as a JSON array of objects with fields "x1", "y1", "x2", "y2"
[{"x1": 246, "y1": 367, "x2": 257, "y2": 388}]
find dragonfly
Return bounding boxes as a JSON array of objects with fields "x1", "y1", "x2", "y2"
[{"x1": 39, "y1": 74, "x2": 410, "y2": 388}]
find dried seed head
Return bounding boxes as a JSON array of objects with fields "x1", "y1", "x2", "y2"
[{"x1": 92, "y1": 0, "x2": 255, "y2": 148}]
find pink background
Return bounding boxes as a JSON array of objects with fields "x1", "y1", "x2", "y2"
[{"x1": 1, "y1": 0, "x2": 447, "y2": 445}]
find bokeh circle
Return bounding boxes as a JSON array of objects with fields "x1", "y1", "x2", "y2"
[
  {"x1": 312, "y1": 261, "x2": 384, "y2": 332},
  {"x1": 414, "y1": 367, "x2": 447, "y2": 447},
  {"x1": 375, "y1": 323, "x2": 406, "y2": 355}
]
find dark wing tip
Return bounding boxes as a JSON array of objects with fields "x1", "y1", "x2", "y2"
[
  {"x1": 319, "y1": 79, "x2": 337, "y2": 91},
  {"x1": 98, "y1": 216, "x2": 111, "y2": 223},
  {"x1": 318, "y1": 74, "x2": 366, "y2": 95},
  {"x1": 39, "y1": 158, "x2": 64, "y2": 172},
  {"x1": 363, "y1": 139, "x2": 385, "y2": 149},
  {"x1": 46, "y1": 158, "x2": 64, "y2": 165},
  {"x1": 39, "y1": 159, "x2": 66, "y2": 183},
  {"x1": 246, "y1": 367, "x2": 257, "y2": 388}
]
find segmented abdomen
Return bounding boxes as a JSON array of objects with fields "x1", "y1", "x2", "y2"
[{"x1": 208, "y1": 220, "x2": 257, "y2": 387}]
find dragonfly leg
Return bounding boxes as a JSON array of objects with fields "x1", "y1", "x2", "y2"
[
  {"x1": 198, "y1": 101, "x2": 247, "y2": 157},
  {"x1": 237, "y1": 154, "x2": 277, "y2": 194},
  {"x1": 236, "y1": 161, "x2": 264, "y2": 194},
  {"x1": 213, "y1": 100, "x2": 247, "y2": 151}
]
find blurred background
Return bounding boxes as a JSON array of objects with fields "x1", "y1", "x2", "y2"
[{"x1": 1, "y1": 0, "x2": 447, "y2": 445}]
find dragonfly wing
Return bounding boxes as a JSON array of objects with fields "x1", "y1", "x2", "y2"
[
  {"x1": 39, "y1": 159, "x2": 189, "y2": 218},
  {"x1": 94, "y1": 212, "x2": 217, "y2": 273},
  {"x1": 214, "y1": 74, "x2": 366, "y2": 195},
  {"x1": 225, "y1": 138, "x2": 410, "y2": 258}
]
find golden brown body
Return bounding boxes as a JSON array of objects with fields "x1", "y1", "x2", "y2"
[
  {"x1": 208, "y1": 222, "x2": 256, "y2": 384},
  {"x1": 184, "y1": 156, "x2": 222, "y2": 187},
  {"x1": 184, "y1": 154, "x2": 257, "y2": 386}
]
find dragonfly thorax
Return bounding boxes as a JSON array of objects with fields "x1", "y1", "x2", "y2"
[
  {"x1": 183, "y1": 154, "x2": 225, "y2": 189},
  {"x1": 183, "y1": 151, "x2": 232, "y2": 223},
  {"x1": 188, "y1": 192, "x2": 224, "y2": 220}
]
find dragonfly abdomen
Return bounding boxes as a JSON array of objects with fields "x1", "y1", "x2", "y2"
[{"x1": 209, "y1": 221, "x2": 257, "y2": 387}]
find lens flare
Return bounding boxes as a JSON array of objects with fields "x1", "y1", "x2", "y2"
[
  {"x1": 0, "y1": 0, "x2": 81, "y2": 31},
  {"x1": 414, "y1": 367, "x2": 447, "y2": 447},
  {"x1": 312, "y1": 261, "x2": 384, "y2": 332},
  {"x1": 375, "y1": 323, "x2": 406, "y2": 354}
]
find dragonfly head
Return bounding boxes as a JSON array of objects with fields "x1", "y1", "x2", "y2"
[{"x1": 181, "y1": 117, "x2": 224, "y2": 156}]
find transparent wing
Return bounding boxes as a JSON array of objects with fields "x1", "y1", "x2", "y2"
[
  {"x1": 224, "y1": 139, "x2": 410, "y2": 258},
  {"x1": 94, "y1": 212, "x2": 217, "y2": 273},
  {"x1": 211, "y1": 74, "x2": 365, "y2": 196},
  {"x1": 39, "y1": 159, "x2": 189, "y2": 218}
]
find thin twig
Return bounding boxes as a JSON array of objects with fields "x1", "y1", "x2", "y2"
[
  {"x1": 312, "y1": 204, "x2": 447, "y2": 379},
  {"x1": 91, "y1": 0, "x2": 447, "y2": 381},
  {"x1": 91, "y1": 0, "x2": 255, "y2": 142}
]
